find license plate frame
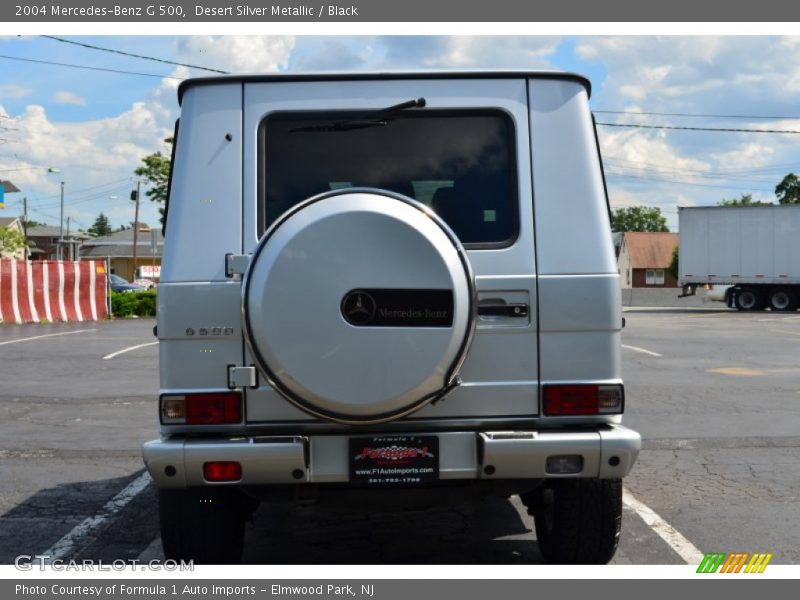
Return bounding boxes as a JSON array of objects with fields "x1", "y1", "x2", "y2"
[{"x1": 349, "y1": 435, "x2": 439, "y2": 486}]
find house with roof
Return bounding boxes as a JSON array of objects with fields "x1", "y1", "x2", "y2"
[
  {"x1": 25, "y1": 225, "x2": 93, "y2": 261},
  {"x1": 80, "y1": 223, "x2": 163, "y2": 281},
  {"x1": 0, "y1": 216, "x2": 28, "y2": 260},
  {"x1": 617, "y1": 232, "x2": 679, "y2": 288}
]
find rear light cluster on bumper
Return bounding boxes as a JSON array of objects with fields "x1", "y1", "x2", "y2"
[
  {"x1": 543, "y1": 384, "x2": 624, "y2": 416},
  {"x1": 203, "y1": 461, "x2": 242, "y2": 482},
  {"x1": 161, "y1": 392, "x2": 242, "y2": 425}
]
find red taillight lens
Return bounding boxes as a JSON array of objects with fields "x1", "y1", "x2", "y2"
[
  {"x1": 543, "y1": 385, "x2": 623, "y2": 416},
  {"x1": 203, "y1": 461, "x2": 242, "y2": 482},
  {"x1": 185, "y1": 393, "x2": 242, "y2": 424}
]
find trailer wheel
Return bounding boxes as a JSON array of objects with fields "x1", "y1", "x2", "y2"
[
  {"x1": 734, "y1": 287, "x2": 764, "y2": 311},
  {"x1": 768, "y1": 288, "x2": 798, "y2": 312}
]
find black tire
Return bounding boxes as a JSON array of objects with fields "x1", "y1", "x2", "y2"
[
  {"x1": 521, "y1": 479, "x2": 622, "y2": 564},
  {"x1": 159, "y1": 487, "x2": 255, "y2": 564},
  {"x1": 768, "y1": 287, "x2": 798, "y2": 312},
  {"x1": 734, "y1": 287, "x2": 764, "y2": 311}
]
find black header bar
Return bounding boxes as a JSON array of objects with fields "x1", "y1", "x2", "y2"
[{"x1": 5, "y1": 0, "x2": 800, "y2": 22}]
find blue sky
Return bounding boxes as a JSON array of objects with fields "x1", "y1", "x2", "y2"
[{"x1": 2, "y1": 35, "x2": 800, "y2": 232}]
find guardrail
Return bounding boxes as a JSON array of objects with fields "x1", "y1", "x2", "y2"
[{"x1": 0, "y1": 259, "x2": 108, "y2": 324}]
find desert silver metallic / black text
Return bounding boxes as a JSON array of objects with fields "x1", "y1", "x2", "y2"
[{"x1": 196, "y1": 4, "x2": 358, "y2": 16}]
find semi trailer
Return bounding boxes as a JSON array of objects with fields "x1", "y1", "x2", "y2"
[{"x1": 679, "y1": 205, "x2": 800, "y2": 311}]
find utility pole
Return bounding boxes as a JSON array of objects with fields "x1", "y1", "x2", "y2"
[
  {"x1": 131, "y1": 180, "x2": 141, "y2": 280},
  {"x1": 22, "y1": 196, "x2": 27, "y2": 236},
  {"x1": 58, "y1": 181, "x2": 65, "y2": 260},
  {"x1": 66, "y1": 216, "x2": 71, "y2": 260}
]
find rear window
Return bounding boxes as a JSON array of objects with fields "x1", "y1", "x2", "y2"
[{"x1": 259, "y1": 110, "x2": 518, "y2": 246}]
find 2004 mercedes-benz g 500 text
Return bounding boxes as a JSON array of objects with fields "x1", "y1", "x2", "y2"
[{"x1": 143, "y1": 71, "x2": 640, "y2": 564}]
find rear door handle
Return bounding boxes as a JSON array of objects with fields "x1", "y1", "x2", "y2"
[{"x1": 477, "y1": 304, "x2": 528, "y2": 318}]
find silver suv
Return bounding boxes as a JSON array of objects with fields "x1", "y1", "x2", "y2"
[{"x1": 143, "y1": 71, "x2": 640, "y2": 564}]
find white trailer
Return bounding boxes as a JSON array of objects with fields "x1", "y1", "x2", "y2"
[{"x1": 679, "y1": 205, "x2": 800, "y2": 311}]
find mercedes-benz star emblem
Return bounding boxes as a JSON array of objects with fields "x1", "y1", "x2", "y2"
[{"x1": 342, "y1": 291, "x2": 377, "y2": 325}]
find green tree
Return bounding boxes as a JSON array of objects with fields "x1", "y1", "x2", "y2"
[
  {"x1": 611, "y1": 206, "x2": 669, "y2": 232},
  {"x1": 718, "y1": 193, "x2": 771, "y2": 207},
  {"x1": 87, "y1": 212, "x2": 112, "y2": 237},
  {"x1": 0, "y1": 227, "x2": 28, "y2": 257},
  {"x1": 668, "y1": 246, "x2": 679, "y2": 282},
  {"x1": 134, "y1": 137, "x2": 173, "y2": 224},
  {"x1": 775, "y1": 173, "x2": 800, "y2": 204}
]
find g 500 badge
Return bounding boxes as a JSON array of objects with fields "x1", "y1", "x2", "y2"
[
  {"x1": 349, "y1": 435, "x2": 439, "y2": 486},
  {"x1": 185, "y1": 327, "x2": 235, "y2": 337}
]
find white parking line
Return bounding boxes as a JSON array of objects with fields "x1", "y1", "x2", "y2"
[
  {"x1": 622, "y1": 488, "x2": 704, "y2": 565},
  {"x1": 42, "y1": 472, "x2": 152, "y2": 562},
  {"x1": 0, "y1": 329, "x2": 96, "y2": 347},
  {"x1": 622, "y1": 344, "x2": 663, "y2": 357},
  {"x1": 103, "y1": 341, "x2": 158, "y2": 360}
]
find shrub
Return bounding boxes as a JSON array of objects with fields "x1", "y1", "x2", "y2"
[{"x1": 111, "y1": 290, "x2": 157, "y2": 317}]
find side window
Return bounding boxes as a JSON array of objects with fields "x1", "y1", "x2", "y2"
[
  {"x1": 646, "y1": 270, "x2": 665, "y2": 285},
  {"x1": 162, "y1": 119, "x2": 179, "y2": 237},
  {"x1": 259, "y1": 110, "x2": 519, "y2": 247}
]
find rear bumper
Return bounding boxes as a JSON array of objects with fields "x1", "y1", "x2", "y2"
[{"x1": 143, "y1": 425, "x2": 641, "y2": 489}]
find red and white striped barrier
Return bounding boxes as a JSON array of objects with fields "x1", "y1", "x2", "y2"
[{"x1": 0, "y1": 259, "x2": 108, "y2": 324}]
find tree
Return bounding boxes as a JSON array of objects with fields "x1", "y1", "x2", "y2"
[
  {"x1": 134, "y1": 137, "x2": 173, "y2": 224},
  {"x1": 87, "y1": 212, "x2": 112, "y2": 237},
  {"x1": 610, "y1": 206, "x2": 669, "y2": 232},
  {"x1": 775, "y1": 173, "x2": 800, "y2": 205},
  {"x1": 668, "y1": 246, "x2": 679, "y2": 282},
  {"x1": 718, "y1": 193, "x2": 771, "y2": 207},
  {"x1": 0, "y1": 227, "x2": 28, "y2": 258}
]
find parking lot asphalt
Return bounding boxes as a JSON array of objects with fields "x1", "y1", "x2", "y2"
[{"x1": 0, "y1": 309, "x2": 798, "y2": 565}]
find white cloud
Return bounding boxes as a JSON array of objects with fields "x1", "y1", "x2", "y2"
[
  {"x1": 375, "y1": 36, "x2": 560, "y2": 69},
  {"x1": 54, "y1": 91, "x2": 87, "y2": 107},
  {"x1": 582, "y1": 36, "x2": 800, "y2": 211},
  {"x1": 0, "y1": 83, "x2": 32, "y2": 99},
  {"x1": 176, "y1": 36, "x2": 295, "y2": 73}
]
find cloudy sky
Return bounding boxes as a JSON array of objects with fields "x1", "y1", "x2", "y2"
[{"x1": 2, "y1": 35, "x2": 800, "y2": 232}]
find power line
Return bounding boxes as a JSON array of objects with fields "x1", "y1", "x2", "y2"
[
  {"x1": 606, "y1": 172, "x2": 774, "y2": 192},
  {"x1": 42, "y1": 35, "x2": 229, "y2": 75},
  {"x1": 597, "y1": 122, "x2": 800, "y2": 134},
  {"x1": 0, "y1": 53, "x2": 183, "y2": 80},
  {"x1": 595, "y1": 109, "x2": 800, "y2": 120},
  {"x1": 24, "y1": 177, "x2": 133, "y2": 203},
  {"x1": 601, "y1": 156, "x2": 800, "y2": 175}
]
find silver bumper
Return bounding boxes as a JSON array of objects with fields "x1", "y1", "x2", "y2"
[{"x1": 143, "y1": 425, "x2": 641, "y2": 489}]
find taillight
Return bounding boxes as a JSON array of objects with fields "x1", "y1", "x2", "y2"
[
  {"x1": 160, "y1": 392, "x2": 242, "y2": 425},
  {"x1": 203, "y1": 461, "x2": 242, "y2": 482},
  {"x1": 543, "y1": 384, "x2": 623, "y2": 416}
]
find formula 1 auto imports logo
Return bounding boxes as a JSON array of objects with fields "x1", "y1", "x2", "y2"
[
  {"x1": 353, "y1": 445, "x2": 435, "y2": 461},
  {"x1": 697, "y1": 552, "x2": 773, "y2": 573}
]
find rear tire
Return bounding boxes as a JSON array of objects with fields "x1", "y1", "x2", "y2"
[
  {"x1": 521, "y1": 479, "x2": 622, "y2": 564},
  {"x1": 734, "y1": 287, "x2": 764, "y2": 311},
  {"x1": 159, "y1": 487, "x2": 255, "y2": 564},
  {"x1": 768, "y1": 287, "x2": 798, "y2": 312}
]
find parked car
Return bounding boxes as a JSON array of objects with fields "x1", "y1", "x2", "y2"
[
  {"x1": 109, "y1": 273, "x2": 146, "y2": 293},
  {"x1": 144, "y1": 70, "x2": 640, "y2": 564},
  {"x1": 132, "y1": 278, "x2": 157, "y2": 290}
]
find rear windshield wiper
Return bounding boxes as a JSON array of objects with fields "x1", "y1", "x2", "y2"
[{"x1": 289, "y1": 97, "x2": 426, "y2": 133}]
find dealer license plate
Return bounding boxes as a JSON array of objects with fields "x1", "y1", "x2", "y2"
[{"x1": 349, "y1": 435, "x2": 439, "y2": 486}]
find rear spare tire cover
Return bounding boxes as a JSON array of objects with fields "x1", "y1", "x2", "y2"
[{"x1": 242, "y1": 189, "x2": 475, "y2": 424}]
